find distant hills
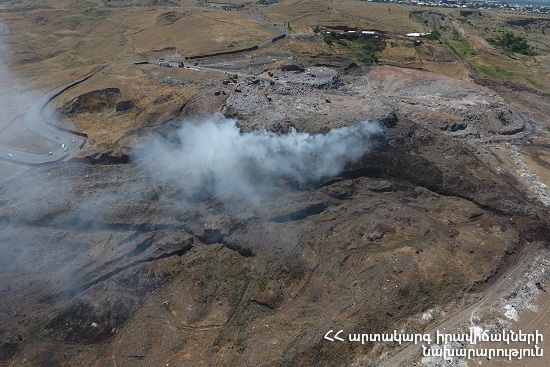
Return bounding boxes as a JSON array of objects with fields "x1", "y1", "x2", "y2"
[{"x1": 497, "y1": 0, "x2": 550, "y2": 5}]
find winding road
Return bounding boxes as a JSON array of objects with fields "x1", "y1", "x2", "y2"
[
  {"x1": 0, "y1": 75, "x2": 92, "y2": 166},
  {"x1": 0, "y1": 8, "x2": 286, "y2": 167},
  {"x1": 247, "y1": 12, "x2": 288, "y2": 47}
]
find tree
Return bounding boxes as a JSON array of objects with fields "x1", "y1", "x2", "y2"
[
  {"x1": 489, "y1": 32, "x2": 533, "y2": 56},
  {"x1": 425, "y1": 30, "x2": 441, "y2": 41}
]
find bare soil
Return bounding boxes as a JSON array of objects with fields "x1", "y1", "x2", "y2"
[{"x1": 0, "y1": 1, "x2": 548, "y2": 366}]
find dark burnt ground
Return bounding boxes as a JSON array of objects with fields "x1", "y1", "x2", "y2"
[{"x1": 0, "y1": 104, "x2": 548, "y2": 366}]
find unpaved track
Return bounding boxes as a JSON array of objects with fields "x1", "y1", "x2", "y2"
[
  {"x1": 475, "y1": 281, "x2": 550, "y2": 367},
  {"x1": 379, "y1": 248, "x2": 541, "y2": 367}
]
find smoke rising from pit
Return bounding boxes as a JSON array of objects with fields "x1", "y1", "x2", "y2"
[{"x1": 137, "y1": 116, "x2": 384, "y2": 201}]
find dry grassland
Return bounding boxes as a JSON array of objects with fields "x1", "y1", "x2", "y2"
[
  {"x1": 264, "y1": 0, "x2": 426, "y2": 34},
  {"x1": 126, "y1": 7, "x2": 279, "y2": 56},
  {"x1": 3, "y1": 5, "x2": 278, "y2": 71},
  {"x1": 1, "y1": 0, "x2": 548, "y2": 148}
]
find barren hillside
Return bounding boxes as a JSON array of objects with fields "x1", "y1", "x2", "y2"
[{"x1": 0, "y1": 0, "x2": 549, "y2": 366}]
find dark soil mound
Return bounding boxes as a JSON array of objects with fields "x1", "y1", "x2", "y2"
[{"x1": 59, "y1": 88, "x2": 121, "y2": 115}]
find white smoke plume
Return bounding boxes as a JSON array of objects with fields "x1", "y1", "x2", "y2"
[{"x1": 137, "y1": 115, "x2": 384, "y2": 201}]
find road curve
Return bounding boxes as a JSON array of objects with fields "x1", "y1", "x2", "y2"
[
  {"x1": 246, "y1": 13, "x2": 287, "y2": 47},
  {"x1": 1, "y1": 9, "x2": 284, "y2": 166},
  {"x1": 0, "y1": 75, "x2": 92, "y2": 165}
]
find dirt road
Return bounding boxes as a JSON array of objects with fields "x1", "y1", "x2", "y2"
[{"x1": 379, "y1": 247, "x2": 547, "y2": 367}]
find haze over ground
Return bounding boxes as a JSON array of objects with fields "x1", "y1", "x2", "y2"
[{"x1": 0, "y1": 0, "x2": 548, "y2": 366}]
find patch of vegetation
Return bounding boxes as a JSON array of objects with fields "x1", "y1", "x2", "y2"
[
  {"x1": 323, "y1": 32, "x2": 386, "y2": 65},
  {"x1": 488, "y1": 32, "x2": 534, "y2": 55},
  {"x1": 451, "y1": 29, "x2": 461, "y2": 40},
  {"x1": 443, "y1": 41, "x2": 459, "y2": 59},
  {"x1": 61, "y1": 54, "x2": 86, "y2": 69},
  {"x1": 425, "y1": 29, "x2": 441, "y2": 41},
  {"x1": 212, "y1": 333, "x2": 226, "y2": 348},
  {"x1": 323, "y1": 33, "x2": 333, "y2": 45},
  {"x1": 234, "y1": 337, "x2": 246, "y2": 351},
  {"x1": 223, "y1": 258, "x2": 251, "y2": 281},
  {"x1": 443, "y1": 35, "x2": 476, "y2": 59},
  {"x1": 477, "y1": 65, "x2": 513, "y2": 80},
  {"x1": 524, "y1": 77, "x2": 547, "y2": 92},
  {"x1": 430, "y1": 25, "x2": 463, "y2": 60},
  {"x1": 60, "y1": 88, "x2": 121, "y2": 115}
]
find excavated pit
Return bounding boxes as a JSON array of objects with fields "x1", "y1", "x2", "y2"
[{"x1": 271, "y1": 201, "x2": 330, "y2": 223}]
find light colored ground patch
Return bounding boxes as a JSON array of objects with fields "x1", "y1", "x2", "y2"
[{"x1": 501, "y1": 143, "x2": 550, "y2": 207}]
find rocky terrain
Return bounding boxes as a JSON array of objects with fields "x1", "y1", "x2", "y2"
[
  {"x1": 224, "y1": 65, "x2": 535, "y2": 143},
  {"x1": 1, "y1": 60, "x2": 549, "y2": 366},
  {"x1": 0, "y1": 0, "x2": 549, "y2": 366}
]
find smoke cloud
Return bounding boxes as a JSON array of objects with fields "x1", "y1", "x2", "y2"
[{"x1": 137, "y1": 115, "x2": 384, "y2": 201}]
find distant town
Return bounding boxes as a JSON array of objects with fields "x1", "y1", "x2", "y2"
[{"x1": 367, "y1": 0, "x2": 550, "y2": 15}]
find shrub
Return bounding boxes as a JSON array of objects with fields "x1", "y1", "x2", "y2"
[
  {"x1": 489, "y1": 32, "x2": 534, "y2": 55},
  {"x1": 425, "y1": 30, "x2": 441, "y2": 41}
]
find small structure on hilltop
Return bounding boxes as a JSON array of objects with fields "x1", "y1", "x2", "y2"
[{"x1": 406, "y1": 32, "x2": 431, "y2": 37}]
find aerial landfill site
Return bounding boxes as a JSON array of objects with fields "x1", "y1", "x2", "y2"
[{"x1": 0, "y1": 0, "x2": 549, "y2": 366}]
